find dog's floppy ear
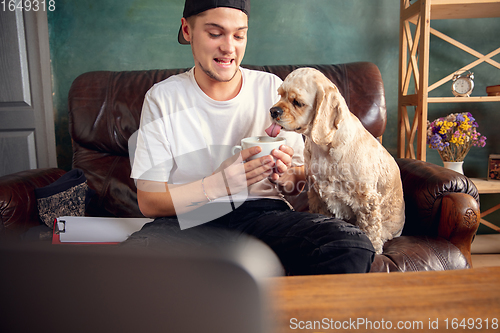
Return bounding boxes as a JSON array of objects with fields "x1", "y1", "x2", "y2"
[{"x1": 310, "y1": 82, "x2": 347, "y2": 146}]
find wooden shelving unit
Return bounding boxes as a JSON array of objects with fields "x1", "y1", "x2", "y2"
[
  {"x1": 397, "y1": 0, "x2": 500, "y2": 160},
  {"x1": 470, "y1": 178, "x2": 500, "y2": 232}
]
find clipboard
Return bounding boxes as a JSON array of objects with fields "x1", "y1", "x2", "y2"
[{"x1": 52, "y1": 216, "x2": 153, "y2": 244}]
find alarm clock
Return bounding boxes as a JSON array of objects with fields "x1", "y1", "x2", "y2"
[{"x1": 452, "y1": 71, "x2": 474, "y2": 97}]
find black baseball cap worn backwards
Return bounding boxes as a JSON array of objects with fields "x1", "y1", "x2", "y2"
[{"x1": 178, "y1": 0, "x2": 251, "y2": 44}]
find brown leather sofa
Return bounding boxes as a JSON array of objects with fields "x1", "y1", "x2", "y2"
[{"x1": 0, "y1": 62, "x2": 480, "y2": 273}]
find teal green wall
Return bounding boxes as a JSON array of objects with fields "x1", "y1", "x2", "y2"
[{"x1": 47, "y1": 0, "x2": 500, "y2": 232}]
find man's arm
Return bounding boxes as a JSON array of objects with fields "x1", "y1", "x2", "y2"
[
  {"x1": 136, "y1": 146, "x2": 276, "y2": 218},
  {"x1": 137, "y1": 179, "x2": 207, "y2": 218}
]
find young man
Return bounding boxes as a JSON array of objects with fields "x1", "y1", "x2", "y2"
[{"x1": 126, "y1": 0, "x2": 375, "y2": 275}]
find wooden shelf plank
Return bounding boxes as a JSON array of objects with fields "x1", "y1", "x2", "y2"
[
  {"x1": 430, "y1": 0, "x2": 500, "y2": 20},
  {"x1": 470, "y1": 178, "x2": 500, "y2": 194},
  {"x1": 428, "y1": 96, "x2": 500, "y2": 103},
  {"x1": 407, "y1": 0, "x2": 500, "y2": 22},
  {"x1": 401, "y1": 95, "x2": 500, "y2": 105}
]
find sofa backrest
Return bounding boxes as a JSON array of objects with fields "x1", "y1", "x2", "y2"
[{"x1": 68, "y1": 62, "x2": 387, "y2": 217}]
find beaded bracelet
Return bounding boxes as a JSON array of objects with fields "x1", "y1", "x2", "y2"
[{"x1": 201, "y1": 177, "x2": 213, "y2": 203}]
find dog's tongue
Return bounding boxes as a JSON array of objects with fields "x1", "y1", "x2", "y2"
[{"x1": 265, "y1": 123, "x2": 281, "y2": 137}]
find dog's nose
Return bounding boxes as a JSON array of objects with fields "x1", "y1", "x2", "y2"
[{"x1": 270, "y1": 107, "x2": 283, "y2": 119}]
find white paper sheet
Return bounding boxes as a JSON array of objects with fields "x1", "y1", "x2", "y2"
[{"x1": 57, "y1": 216, "x2": 153, "y2": 243}]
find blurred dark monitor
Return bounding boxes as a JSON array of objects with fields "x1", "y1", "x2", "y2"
[{"x1": 0, "y1": 237, "x2": 282, "y2": 333}]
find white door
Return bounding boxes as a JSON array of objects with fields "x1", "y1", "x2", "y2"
[{"x1": 0, "y1": 9, "x2": 57, "y2": 177}]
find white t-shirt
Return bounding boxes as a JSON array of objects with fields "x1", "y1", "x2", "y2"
[{"x1": 130, "y1": 67, "x2": 304, "y2": 202}]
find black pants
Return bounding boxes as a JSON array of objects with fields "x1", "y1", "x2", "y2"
[{"x1": 123, "y1": 199, "x2": 375, "y2": 275}]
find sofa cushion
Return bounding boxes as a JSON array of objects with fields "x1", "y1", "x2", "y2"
[{"x1": 370, "y1": 236, "x2": 469, "y2": 272}]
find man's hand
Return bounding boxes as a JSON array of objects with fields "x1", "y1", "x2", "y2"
[
  {"x1": 269, "y1": 144, "x2": 293, "y2": 182},
  {"x1": 268, "y1": 145, "x2": 306, "y2": 196},
  {"x1": 207, "y1": 146, "x2": 276, "y2": 199}
]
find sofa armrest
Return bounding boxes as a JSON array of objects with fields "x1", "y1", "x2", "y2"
[
  {"x1": 438, "y1": 192, "x2": 480, "y2": 266},
  {"x1": 396, "y1": 158, "x2": 480, "y2": 263},
  {"x1": 0, "y1": 168, "x2": 66, "y2": 240}
]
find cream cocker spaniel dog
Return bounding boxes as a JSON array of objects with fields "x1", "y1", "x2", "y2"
[{"x1": 267, "y1": 68, "x2": 405, "y2": 254}]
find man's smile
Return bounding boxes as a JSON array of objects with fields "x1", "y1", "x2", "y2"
[{"x1": 214, "y1": 58, "x2": 234, "y2": 66}]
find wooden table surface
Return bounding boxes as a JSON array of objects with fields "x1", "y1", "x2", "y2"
[{"x1": 266, "y1": 267, "x2": 500, "y2": 332}]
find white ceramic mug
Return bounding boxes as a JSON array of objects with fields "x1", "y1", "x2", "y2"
[{"x1": 232, "y1": 136, "x2": 287, "y2": 160}]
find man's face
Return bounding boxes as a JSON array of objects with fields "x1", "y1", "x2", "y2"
[{"x1": 182, "y1": 7, "x2": 248, "y2": 85}]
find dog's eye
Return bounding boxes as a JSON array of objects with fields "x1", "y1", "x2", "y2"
[{"x1": 293, "y1": 100, "x2": 303, "y2": 108}]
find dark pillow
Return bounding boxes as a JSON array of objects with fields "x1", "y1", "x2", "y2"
[{"x1": 35, "y1": 169, "x2": 90, "y2": 228}]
